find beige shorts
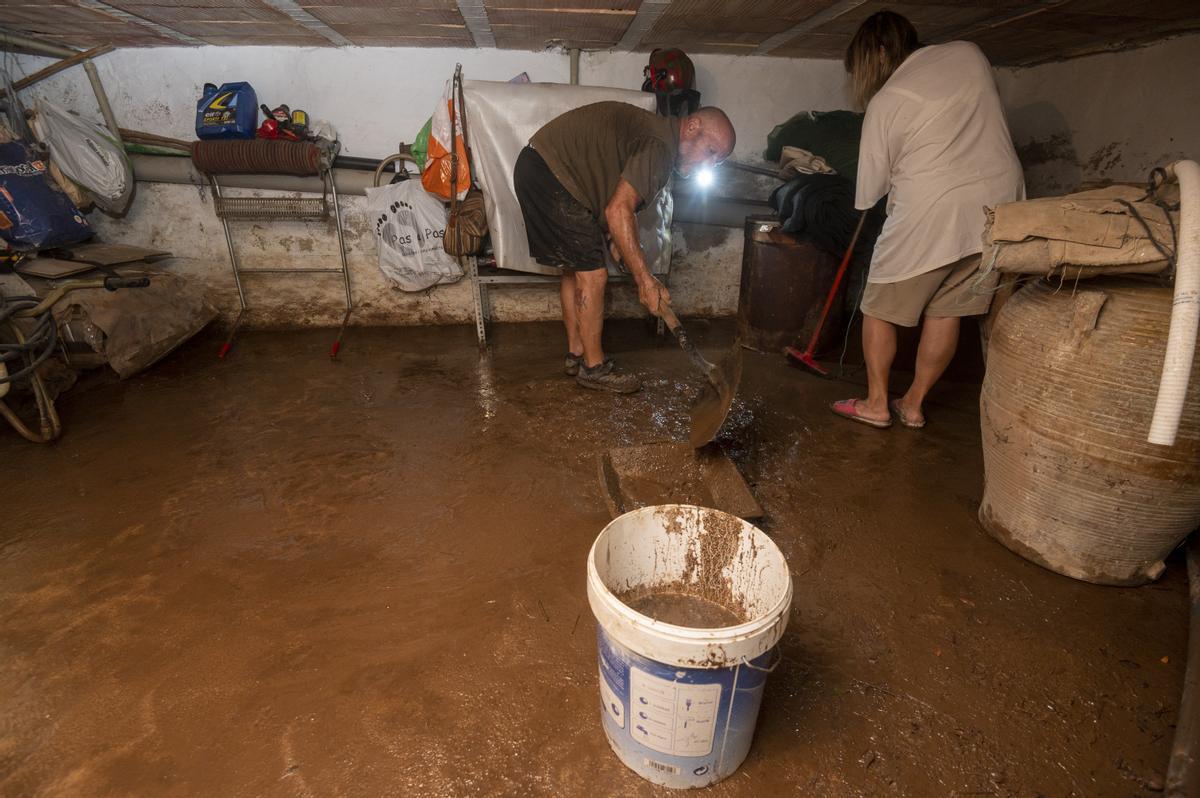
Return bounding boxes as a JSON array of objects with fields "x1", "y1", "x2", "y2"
[{"x1": 860, "y1": 254, "x2": 995, "y2": 328}]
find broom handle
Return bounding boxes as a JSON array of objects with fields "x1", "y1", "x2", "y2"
[{"x1": 801, "y1": 210, "x2": 867, "y2": 355}]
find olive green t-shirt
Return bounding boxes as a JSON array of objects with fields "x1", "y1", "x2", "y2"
[{"x1": 530, "y1": 102, "x2": 680, "y2": 223}]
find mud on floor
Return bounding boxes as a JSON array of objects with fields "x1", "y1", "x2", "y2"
[{"x1": 0, "y1": 319, "x2": 1189, "y2": 797}]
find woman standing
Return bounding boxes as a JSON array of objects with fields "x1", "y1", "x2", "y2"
[{"x1": 832, "y1": 11, "x2": 1024, "y2": 429}]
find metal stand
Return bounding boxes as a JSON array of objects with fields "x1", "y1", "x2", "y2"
[{"x1": 209, "y1": 169, "x2": 353, "y2": 358}]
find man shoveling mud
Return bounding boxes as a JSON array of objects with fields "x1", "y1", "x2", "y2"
[{"x1": 514, "y1": 102, "x2": 736, "y2": 393}]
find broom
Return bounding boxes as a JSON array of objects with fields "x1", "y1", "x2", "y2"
[{"x1": 786, "y1": 210, "x2": 867, "y2": 376}]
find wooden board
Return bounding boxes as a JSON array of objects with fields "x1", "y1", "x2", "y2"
[
  {"x1": 598, "y1": 441, "x2": 763, "y2": 521},
  {"x1": 17, "y1": 257, "x2": 98, "y2": 279},
  {"x1": 56, "y1": 243, "x2": 170, "y2": 266}
]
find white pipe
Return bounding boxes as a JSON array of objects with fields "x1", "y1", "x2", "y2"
[{"x1": 1148, "y1": 159, "x2": 1200, "y2": 446}]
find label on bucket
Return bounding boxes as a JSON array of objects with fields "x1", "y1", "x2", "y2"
[
  {"x1": 629, "y1": 667, "x2": 720, "y2": 756},
  {"x1": 594, "y1": 625, "x2": 774, "y2": 788},
  {"x1": 599, "y1": 670, "x2": 625, "y2": 729}
]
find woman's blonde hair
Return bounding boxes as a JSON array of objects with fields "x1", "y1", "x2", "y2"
[{"x1": 844, "y1": 11, "x2": 919, "y2": 110}]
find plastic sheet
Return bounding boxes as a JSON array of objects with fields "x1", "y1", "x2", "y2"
[{"x1": 462, "y1": 80, "x2": 671, "y2": 277}]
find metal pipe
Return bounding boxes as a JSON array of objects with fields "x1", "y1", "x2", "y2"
[
  {"x1": 210, "y1": 177, "x2": 248, "y2": 311},
  {"x1": 82, "y1": 58, "x2": 123, "y2": 146},
  {"x1": 569, "y1": 47, "x2": 580, "y2": 85},
  {"x1": 131, "y1": 153, "x2": 376, "y2": 195},
  {"x1": 330, "y1": 174, "x2": 352, "y2": 309},
  {"x1": 237, "y1": 268, "x2": 345, "y2": 274}
]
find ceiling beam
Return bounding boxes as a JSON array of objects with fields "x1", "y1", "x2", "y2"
[
  {"x1": 71, "y1": 0, "x2": 206, "y2": 45},
  {"x1": 456, "y1": 0, "x2": 496, "y2": 48},
  {"x1": 617, "y1": 0, "x2": 670, "y2": 51},
  {"x1": 257, "y1": 0, "x2": 352, "y2": 46},
  {"x1": 752, "y1": 0, "x2": 870, "y2": 56},
  {"x1": 927, "y1": 0, "x2": 1070, "y2": 44},
  {"x1": 1015, "y1": 24, "x2": 1200, "y2": 67}
]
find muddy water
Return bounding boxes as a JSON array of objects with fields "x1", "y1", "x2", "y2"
[
  {"x1": 0, "y1": 319, "x2": 1189, "y2": 797},
  {"x1": 623, "y1": 590, "x2": 744, "y2": 628}
]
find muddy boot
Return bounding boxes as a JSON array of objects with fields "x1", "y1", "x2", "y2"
[
  {"x1": 564, "y1": 352, "x2": 583, "y2": 377},
  {"x1": 576, "y1": 359, "x2": 641, "y2": 394}
]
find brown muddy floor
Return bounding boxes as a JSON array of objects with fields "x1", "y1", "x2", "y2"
[{"x1": 0, "y1": 319, "x2": 1189, "y2": 797}]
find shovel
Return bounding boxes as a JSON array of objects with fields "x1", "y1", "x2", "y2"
[{"x1": 657, "y1": 302, "x2": 743, "y2": 448}]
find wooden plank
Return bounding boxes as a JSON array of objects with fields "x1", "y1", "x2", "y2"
[
  {"x1": 16, "y1": 258, "x2": 99, "y2": 279},
  {"x1": 0, "y1": 44, "x2": 113, "y2": 98},
  {"x1": 56, "y1": 243, "x2": 171, "y2": 266}
]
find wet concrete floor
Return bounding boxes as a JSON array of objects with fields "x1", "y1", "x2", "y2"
[{"x1": 0, "y1": 319, "x2": 1189, "y2": 796}]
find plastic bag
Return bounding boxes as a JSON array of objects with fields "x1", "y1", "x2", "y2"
[
  {"x1": 366, "y1": 179, "x2": 462, "y2": 291},
  {"x1": 0, "y1": 139, "x2": 91, "y2": 250},
  {"x1": 421, "y1": 82, "x2": 470, "y2": 201},
  {"x1": 411, "y1": 118, "x2": 431, "y2": 169},
  {"x1": 34, "y1": 100, "x2": 132, "y2": 213}
]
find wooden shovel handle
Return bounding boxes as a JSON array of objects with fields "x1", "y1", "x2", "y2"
[{"x1": 658, "y1": 301, "x2": 718, "y2": 383}]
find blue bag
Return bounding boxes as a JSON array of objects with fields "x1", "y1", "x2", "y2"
[
  {"x1": 196, "y1": 82, "x2": 258, "y2": 140},
  {"x1": 0, "y1": 141, "x2": 91, "y2": 251}
]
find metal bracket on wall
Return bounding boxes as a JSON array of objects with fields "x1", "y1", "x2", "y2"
[
  {"x1": 468, "y1": 265, "x2": 668, "y2": 347},
  {"x1": 466, "y1": 256, "x2": 487, "y2": 347}
]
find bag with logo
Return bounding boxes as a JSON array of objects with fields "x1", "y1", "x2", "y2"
[
  {"x1": 0, "y1": 139, "x2": 91, "y2": 250},
  {"x1": 366, "y1": 178, "x2": 462, "y2": 291}
]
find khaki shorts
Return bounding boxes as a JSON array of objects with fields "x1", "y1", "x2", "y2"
[{"x1": 860, "y1": 254, "x2": 995, "y2": 328}]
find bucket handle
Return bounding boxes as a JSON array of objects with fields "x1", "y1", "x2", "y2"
[{"x1": 739, "y1": 647, "x2": 782, "y2": 674}]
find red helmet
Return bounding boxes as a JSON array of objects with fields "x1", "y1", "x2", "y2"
[{"x1": 642, "y1": 48, "x2": 695, "y2": 93}]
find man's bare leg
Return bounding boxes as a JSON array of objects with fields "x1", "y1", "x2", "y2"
[
  {"x1": 575, "y1": 268, "x2": 608, "y2": 368},
  {"x1": 560, "y1": 271, "x2": 583, "y2": 357}
]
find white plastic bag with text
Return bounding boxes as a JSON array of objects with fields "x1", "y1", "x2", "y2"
[{"x1": 366, "y1": 180, "x2": 462, "y2": 292}]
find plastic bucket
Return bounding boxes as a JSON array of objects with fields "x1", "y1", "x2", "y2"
[{"x1": 586, "y1": 505, "x2": 793, "y2": 789}]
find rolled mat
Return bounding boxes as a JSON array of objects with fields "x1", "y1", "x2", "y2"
[{"x1": 191, "y1": 140, "x2": 323, "y2": 176}]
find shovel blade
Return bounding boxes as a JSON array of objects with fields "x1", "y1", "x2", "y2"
[{"x1": 688, "y1": 346, "x2": 743, "y2": 448}]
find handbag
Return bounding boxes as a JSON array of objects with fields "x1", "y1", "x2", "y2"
[{"x1": 443, "y1": 67, "x2": 488, "y2": 256}]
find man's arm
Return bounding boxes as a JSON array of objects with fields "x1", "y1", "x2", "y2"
[{"x1": 605, "y1": 177, "x2": 670, "y2": 316}]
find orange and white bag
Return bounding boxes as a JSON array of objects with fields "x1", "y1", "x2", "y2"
[{"x1": 421, "y1": 81, "x2": 470, "y2": 201}]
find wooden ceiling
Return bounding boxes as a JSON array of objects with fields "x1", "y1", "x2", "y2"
[{"x1": 1, "y1": 0, "x2": 1198, "y2": 66}]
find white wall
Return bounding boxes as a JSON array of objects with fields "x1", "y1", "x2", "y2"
[
  {"x1": 995, "y1": 33, "x2": 1200, "y2": 197},
  {"x1": 17, "y1": 45, "x2": 851, "y2": 326},
  {"x1": 581, "y1": 51, "x2": 850, "y2": 163},
  {"x1": 37, "y1": 46, "x2": 568, "y2": 157}
]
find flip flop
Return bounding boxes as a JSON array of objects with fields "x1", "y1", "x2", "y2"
[
  {"x1": 831, "y1": 398, "x2": 892, "y2": 429},
  {"x1": 890, "y1": 399, "x2": 926, "y2": 429}
]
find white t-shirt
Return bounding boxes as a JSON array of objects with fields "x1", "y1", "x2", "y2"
[{"x1": 856, "y1": 41, "x2": 1025, "y2": 283}]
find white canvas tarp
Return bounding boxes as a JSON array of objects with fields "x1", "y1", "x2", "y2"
[{"x1": 462, "y1": 80, "x2": 671, "y2": 277}]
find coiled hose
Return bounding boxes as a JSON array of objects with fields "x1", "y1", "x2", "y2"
[
  {"x1": 191, "y1": 140, "x2": 325, "y2": 176},
  {"x1": 0, "y1": 292, "x2": 61, "y2": 442},
  {"x1": 1, "y1": 292, "x2": 58, "y2": 385}
]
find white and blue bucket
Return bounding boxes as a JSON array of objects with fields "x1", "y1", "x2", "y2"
[{"x1": 586, "y1": 504, "x2": 793, "y2": 789}]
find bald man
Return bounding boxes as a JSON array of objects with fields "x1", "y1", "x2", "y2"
[{"x1": 515, "y1": 102, "x2": 735, "y2": 393}]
